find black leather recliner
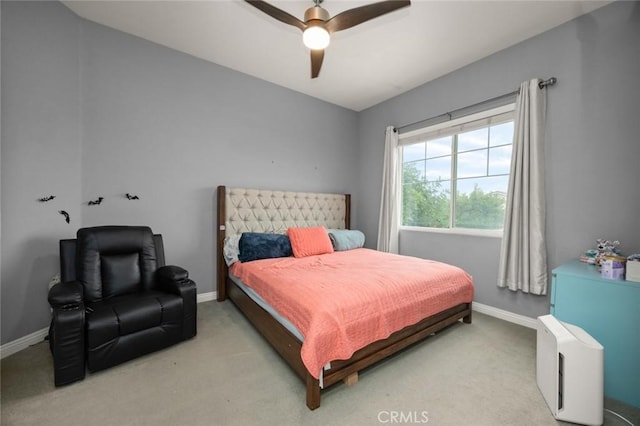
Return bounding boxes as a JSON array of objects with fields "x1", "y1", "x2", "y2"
[{"x1": 48, "y1": 226, "x2": 197, "y2": 386}]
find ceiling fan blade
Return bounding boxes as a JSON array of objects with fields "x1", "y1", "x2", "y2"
[
  {"x1": 245, "y1": 0, "x2": 306, "y2": 31},
  {"x1": 325, "y1": 0, "x2": 411, "y2": 33},
  {"x1": 310, "y1": 49, "x2": 325, "y2": 79}
]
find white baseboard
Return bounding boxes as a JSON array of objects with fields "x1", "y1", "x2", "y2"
[
  {"x1": 472, "y1": 302, "x2": 538, "y2": 329},
  {"x1": 0, "y1": 327, "x2": 50, "y2": 360},
  {"x1": 197, "y1": 291, "x2": 216, "y2": 303},
  {"x1": 1, "y1": 291, "x2": 219, "y2": 360}
]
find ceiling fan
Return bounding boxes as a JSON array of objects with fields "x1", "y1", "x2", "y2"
[{"x1": 246, "y1": 0, "x2": 411, "y2": 78}]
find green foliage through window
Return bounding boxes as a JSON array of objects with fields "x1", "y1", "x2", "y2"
[
  {"x1": 402, "y1": 164, "x2": 450, "y2": 227},
  {"x1": 454, "y1": 185, "x2": 506, "y2": 229}
]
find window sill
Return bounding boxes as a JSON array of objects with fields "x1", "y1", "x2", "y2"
[{"x1": 400, "y1": 226, "x2": 503, "y2": 238}]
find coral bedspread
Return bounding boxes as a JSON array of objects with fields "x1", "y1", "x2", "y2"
[{"x1": 230, "y1": 248, "x2": 473, "y2": 379}]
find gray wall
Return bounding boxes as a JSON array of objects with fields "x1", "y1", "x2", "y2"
[
  {"x1": 1, "y1": 2, "x2": 83, "y2": 345},
  {"x1": 1, "y1": 1, "x2": 358, "y2": 345},
  {"x1": 78, "y1": 18, "x2": 359, "y2": 294},
  {"x1": 357, "y1": 1, "x2": 640, "y2": 318}
]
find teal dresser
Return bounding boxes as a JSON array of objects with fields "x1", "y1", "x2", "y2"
[{"x1": 551, "y1": 260, "x2": 640, "y2": 408}]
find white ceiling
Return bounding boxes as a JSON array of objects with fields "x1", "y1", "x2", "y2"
[{"x1": 61, "y1": 0, "x2": 610, "y2": 112}]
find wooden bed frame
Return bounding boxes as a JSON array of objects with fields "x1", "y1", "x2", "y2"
[{"x1": 216, "y1": 185, "x2": 472, "y2": 409}]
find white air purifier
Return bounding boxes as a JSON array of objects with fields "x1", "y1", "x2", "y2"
[{"x1": 536, "y1": 314, "x2": 604, "y2": 426}]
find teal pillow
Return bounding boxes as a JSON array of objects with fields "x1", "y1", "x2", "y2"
[{"x1": 328, "y1": 230, "x2": 365, "y2": 251}]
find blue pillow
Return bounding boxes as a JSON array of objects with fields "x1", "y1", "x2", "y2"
[
  {"x1": 238, "y1": 233, "x2": 293, "y2": 263},
  {"x1": 328, "y1": 230, "x2": 365, "y2": 251}
]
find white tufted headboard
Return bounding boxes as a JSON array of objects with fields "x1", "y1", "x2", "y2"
[{"x1": 216, "y1": 186, "x2": 351, "y2": 300}]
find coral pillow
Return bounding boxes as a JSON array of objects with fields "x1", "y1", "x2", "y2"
[{"x1": 287, "y1": 227, "x2": 334, "y2": 258}]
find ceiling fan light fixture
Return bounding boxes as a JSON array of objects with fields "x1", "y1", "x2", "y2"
[
  {"x1": 246, "y1": 0, "x2": 412, "y2": 77},
  {"x1": 303, "y1": 25, "x2": 330, "y2": 50}
]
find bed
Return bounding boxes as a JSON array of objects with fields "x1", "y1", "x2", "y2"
[{"x1": 216, "y1": 185, "x2": 473, "y2": 409}]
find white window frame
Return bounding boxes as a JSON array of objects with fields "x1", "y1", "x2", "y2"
[{"x1": 398, "y1": 103, "x2": 515, "y2": 237}]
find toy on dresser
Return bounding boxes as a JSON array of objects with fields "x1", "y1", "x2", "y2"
[{"x1": 580, "y1": 239, "x2": 621, "y2": 266}]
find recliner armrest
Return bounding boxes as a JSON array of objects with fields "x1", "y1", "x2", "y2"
[
  {"x1": 48, "y1": 282, "x2": 84, "y2": 309},
  {"x1": 157, "y1": 265, "x2": 189, "y2": 281},
  {"x1": 156, "y1": 265, "x2": 197, "y2": 340},
  {"x1": 48, "y1": 281, "x2": 86, "y2": 386},
  {"x1": 155, "y1": 265, "x2": 196, "y2": 295}
]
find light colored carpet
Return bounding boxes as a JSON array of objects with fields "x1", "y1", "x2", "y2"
[{"x1": 2, "y1": 302, "x2": 638, "y2": 426}]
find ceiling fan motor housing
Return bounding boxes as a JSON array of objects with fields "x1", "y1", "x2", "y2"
[{"x1": 304, "y1": 6, "x2": 330, "y2": 24}]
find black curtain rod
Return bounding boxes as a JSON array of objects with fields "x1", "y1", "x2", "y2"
[{"x1": 394, "y1": 77, "x2": 557, "y2": 133}]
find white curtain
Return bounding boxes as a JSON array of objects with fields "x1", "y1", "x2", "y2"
[
  {"x1": 377, "y1": 126, "x2": 400, "y2": 253},
  {"x1": 498, "y1": 79, "x2": 548, "y2": 295}
]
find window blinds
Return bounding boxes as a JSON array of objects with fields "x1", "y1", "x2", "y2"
[{"x1": 398, "y1": 103, "x2": 515, "y2": 146}]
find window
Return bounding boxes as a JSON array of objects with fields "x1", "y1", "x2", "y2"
[{"x1": 400, "y1": 104, "x2": 514, "y2": 233}]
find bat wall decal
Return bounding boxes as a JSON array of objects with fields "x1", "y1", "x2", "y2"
[
  {"x1": 58, "y1": 210, "x2": 70, "y2": 223},
  {"x1": 126, "y1": 193, "x2": 140, "y2": 200},
  {"x1": 38, "y1": 195, "x2": 56, "y2": 202},
  {"x1": 88, "y1": 197, "x2": 104, "y2": 205}
]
